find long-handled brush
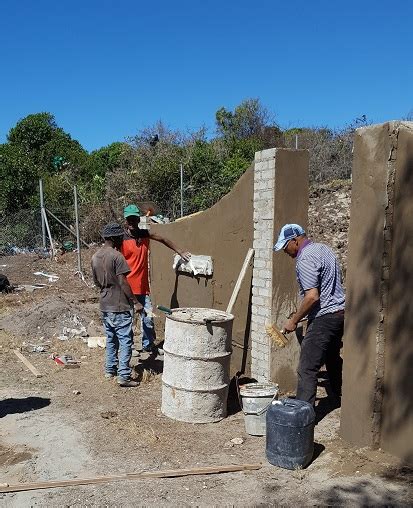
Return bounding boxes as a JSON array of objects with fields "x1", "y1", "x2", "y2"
[{"x1": 266, "y1": 318, "x2": 308, "y2": 348}]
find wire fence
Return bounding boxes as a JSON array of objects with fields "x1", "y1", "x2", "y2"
[
  {"x1": 0, "y1": 200, "x2": 128, "y2": 255},
  {"x1": 1, "y1": 129, "x2": 354, "y2": 256},
  {"x1": 0, "y1": 209, "x2": 43, "y2": 254}
]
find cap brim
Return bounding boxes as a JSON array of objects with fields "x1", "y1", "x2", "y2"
[
  {"x1": 273, "y1": 239, "x2": 289, "y2": 251},
  {"x1": 124, "y1": 213, "x2": 140, "y2": 218}
]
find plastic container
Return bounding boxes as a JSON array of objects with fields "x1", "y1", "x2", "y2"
[
  {"x1": 266, "y1": 398, "x2": 315, "y2": 469},
  {"x1": 239, "y1": 382, "x2": 279, "y2": 436}
]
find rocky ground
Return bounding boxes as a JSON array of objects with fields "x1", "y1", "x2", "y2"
[
  {"x1": 0, "y1": 183, "x2": 412, "y2": 506},
  {"x1": 308, "y1": 180, "x2": 351, "y2": 280}
]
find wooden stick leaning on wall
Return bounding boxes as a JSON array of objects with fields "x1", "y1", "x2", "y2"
[{"x1": 226, "y1": 248, "x2": 254, "y2": 315}]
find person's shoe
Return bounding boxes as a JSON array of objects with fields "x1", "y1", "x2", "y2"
[
  {"x1": 105, "y1": 372, "x2": 116, "y2": 379},
  {"x1": 118, "y1": 378, "x2": 139, "y2": 387},
  {"x1": 142, "y1": 345, "x2": 158, "y2": 356}
]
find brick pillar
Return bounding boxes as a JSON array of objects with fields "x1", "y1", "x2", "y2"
[{"x1": 251, "y1": 148, "x2": 309, "y2": 384}]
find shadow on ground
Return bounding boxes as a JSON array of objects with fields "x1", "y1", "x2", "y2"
[
  {"x1": 133, "y1": 355, "x2": 163, "y2": 382},
  {"x1": 316, "y1": 477, "x2": 412, "y2": 506},
  {"x1": 0, "y1": 396, "x2": 51, "y2": 418}
]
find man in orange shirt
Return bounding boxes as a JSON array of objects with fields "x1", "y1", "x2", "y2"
[{"x1": 121, "y1": 204, "x2": 191, "y2": 355}]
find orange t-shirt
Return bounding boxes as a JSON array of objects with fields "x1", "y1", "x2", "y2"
[{"x1": 121, "y1": 230, "x2": 150, "y2": 295}]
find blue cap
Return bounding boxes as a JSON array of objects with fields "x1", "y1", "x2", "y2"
[{"x1": 273, "y1": 224, "x2": 306, "y2": 251}]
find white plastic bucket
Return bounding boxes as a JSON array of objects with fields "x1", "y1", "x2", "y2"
[{"x1": 239, "y1": 382, "x2": 279, "y2": 436}]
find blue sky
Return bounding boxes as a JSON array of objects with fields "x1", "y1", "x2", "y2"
[{"x1": 1, "y1": 0, "x2": 412, "y2": 152}]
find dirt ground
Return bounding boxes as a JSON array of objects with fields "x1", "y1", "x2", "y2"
[{"x1": 0, "y1": 253, "x2": 412, "y2": 507}]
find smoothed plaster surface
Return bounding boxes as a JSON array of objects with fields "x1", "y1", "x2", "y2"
[
  {"x1": 270, "y1": 149, "x2": 309, "y2": 390},
  {"x1": 381, "y1": 123, "x2": 413, "y2": 463},
  {"x1": 150, "y1": 167, "x2": 253, "y2": 376},
  {"x1": 341, "y1": 122, "x2": 413, "y2": 464}
]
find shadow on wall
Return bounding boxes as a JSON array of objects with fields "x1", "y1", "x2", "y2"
[
  {"x1": 169, "y1": 272, "x2": 213, "y2": 310},
  {"x1": 342, "y1": 124, "x2": 413, "y2": 462},
  {"x1": 381, "y1": 153, "x2": 413, "y2": 454}
]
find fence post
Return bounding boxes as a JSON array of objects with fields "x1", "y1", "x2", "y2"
[
  {"x1": 180, "y1": 163, "x2": 184, "y2": 218},
  {"x1": 39, "y1": 179, "x2": 47, "y2": 249},
  {"x1": 73, "y1": 185, "x2": 82, "y2": 274},
  {"x1": 41, "y1": 208, "x2": 55, "y2": 257}
]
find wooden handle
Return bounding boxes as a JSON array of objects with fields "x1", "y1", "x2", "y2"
[{"x1": 226, "y1": 248, "x2": 254, "y2": 315}]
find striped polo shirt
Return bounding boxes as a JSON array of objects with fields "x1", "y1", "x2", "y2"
[{"x1": 296, "y1": 241, "x2": 345, "y2": 320}]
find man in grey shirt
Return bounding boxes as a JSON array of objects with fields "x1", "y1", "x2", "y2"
[
  {"x1": 91, "y1": 223, "x2": 141, "y2": 387},
  {"x1": 274, "y1": 224, "x2": 345, "y2": 407}
]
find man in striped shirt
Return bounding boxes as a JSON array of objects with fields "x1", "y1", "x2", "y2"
[{"x1": 273, "y1": 224, "x2": 345, "y2": 406}]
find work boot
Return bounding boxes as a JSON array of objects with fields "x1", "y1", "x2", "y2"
[
  {"x1": 118, "y1": 378, "x2": 139, "y2": 387},
  {"x1": 105, "y1": 372, "x2": 116, "y2": 379},
  {"x1": 143, "y1": 344, "x2": 163, "y2": 357}
]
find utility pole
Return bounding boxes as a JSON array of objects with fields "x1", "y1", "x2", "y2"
[
  {"x1": 39, "y1": 179, "x2": 47, "y2": 249},
  {"x1": 73, "y1": 185, "x2": 82, "y2": 275},
  {"x1": 180, "y1": 163, "x2": 184, "y2": 218}
]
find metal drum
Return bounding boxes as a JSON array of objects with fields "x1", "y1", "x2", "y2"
[{"x1": 161, "y1": 308, "x2": 233, "y2": 423}]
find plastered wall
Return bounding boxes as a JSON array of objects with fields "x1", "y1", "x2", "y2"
[
  {"x1": 251, "y1": 148, "x2": 309, "y2": 388},
  {"x1": 149, "y1": 167, "x2": 254, "y2": 376},
  {"x1": 340, "y1": 122, "x2": 413, "y2": 464}
]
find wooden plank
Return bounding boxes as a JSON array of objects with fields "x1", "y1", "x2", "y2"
[
  {"x1": 13, "y1": 349, "x2": 42, "y2": 378},
  {"x1": 226, "y1": 248, "x2": 254, "y2": 315},
  {"x1": 0, "y1": 463, "x2": 262, "y2": 493}
]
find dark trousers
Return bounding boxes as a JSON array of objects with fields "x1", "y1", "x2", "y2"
[{"x1": 296, "y1": 311, "x2": 344, "y2": 406}]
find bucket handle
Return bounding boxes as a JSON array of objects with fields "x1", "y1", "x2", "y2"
[
  {"x1": 237, "y1": 381, "x2": 279, "y2": 416},
  {"x1": 251, "y1": 392, "x2": 278, "y2": 416}
]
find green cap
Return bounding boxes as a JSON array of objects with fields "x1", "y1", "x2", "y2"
[{"x1": 123, "y1": 204, "x2": 141, "y2": 218}]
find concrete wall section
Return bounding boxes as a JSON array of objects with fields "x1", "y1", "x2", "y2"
[
  {"x1": 149, "y1": 167, "x2": 254, "y2": 377},
  {"x1": 341, "y1": 122, "x2": 413, "y2": 464},
  {"x1": 270, "y1": 149, "x2": 309, "y2": 391},
  {"x1": 381, "y1": 123, "x2": 413, "y2": 462},
  {"x1": 340, "y1": 123, "x2": 391, "y2": 448},
  {"x1": 251, "y1": 148, "x2": 309, "y2": 387}
]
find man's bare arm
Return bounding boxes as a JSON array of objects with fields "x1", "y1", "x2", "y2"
[
  {"x1": 117, "y1": 274, "x2": 142, "y2": 310},
  {"x1": 283, "y1": 287, "x2": 319, "y2": 332}
]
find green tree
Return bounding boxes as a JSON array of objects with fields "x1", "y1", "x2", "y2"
[
  {"x1": 215, "y1": 98, "x2": 276, "y2": 140},
  {"x1": 0, "y1": 143, "x2": 38, "y2": 212},
  {"x1": 8, "y1": 112, "x2": 88, "y2": 174},
  {"x1": 8, "y1": 112, "x2": 58, "y2": 151},
  {"x1": 1, "y1": 112, "x2": 90, "y2": 213},
  {"x1": 80, "y1": 142, "x2": 133, "y2": 203}
]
